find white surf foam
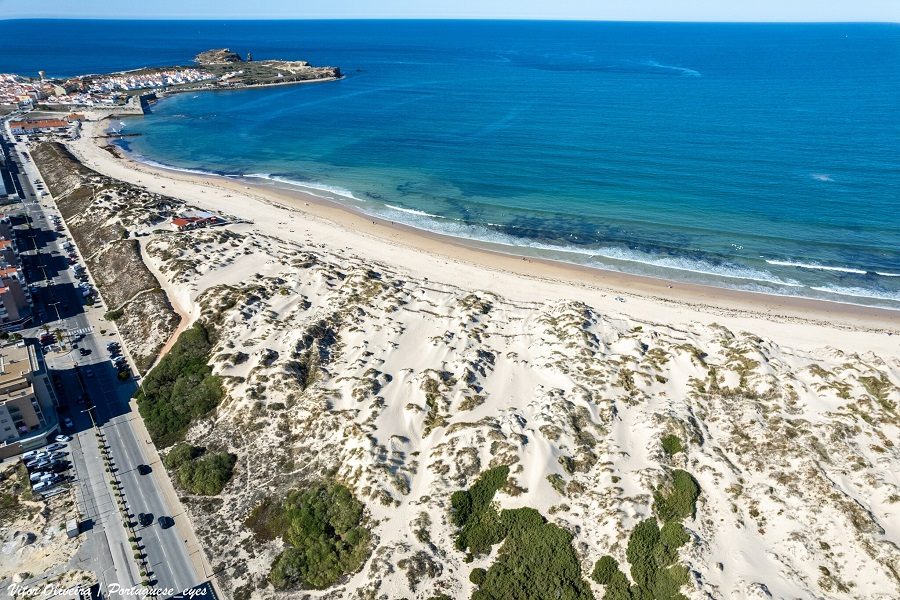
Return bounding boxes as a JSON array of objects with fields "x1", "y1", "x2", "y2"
[
  {"x1": 643, "y1": 60, "x2": 701, "y2": 77},
  {"x1": 384, "y1": 204, "x2": 440, "y2": 218},
  {"x1": 243, "y1": 173, "x2": 363, "y2": 202},
  {"x1": 765, "y1": 259, "x2": 868, "y2": 275},
  {"x1": 810, "y1": 285, "x2": 900, "y2": 303}
]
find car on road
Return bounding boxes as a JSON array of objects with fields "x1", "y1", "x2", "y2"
[
  {"x1": 79, "y1": 348, "x2": 90, "y2": 356},
  {"x1": 137, "y1": 464, "x2": 152, "y2": 476},
  {"x1": 158, "y1": 515, "x2": 174, "y2": 529},
  {"x1": 138, "y1": 512, "x2": 154, "y2": 527}
]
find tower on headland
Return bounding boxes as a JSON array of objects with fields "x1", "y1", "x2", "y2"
[
  {"x1": 38, "y1": 70, "x2": 46, "y2": 81},
  {"x1": 247, "y1": 52, "x2": 253, "y2": 62}
]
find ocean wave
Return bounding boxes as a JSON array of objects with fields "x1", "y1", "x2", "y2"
[
  {"x1": 809, "y1": 285, "x2": 900, "y2": 303},
  {"x1": 590, "y1": 247, "x2": 803, "y2": 287},
  {"x1": 642, "y1": 60, "x2": 701, "y2": 77},
  {"x1": 243, "y1": 173, "x2": 363, "y2": 202},
  {"x1": 383, "y1": 204, "x2": 440, "y2": 218},
  {"x1": 810, "y1": 173, "x2": 833, "y2": 182},
  {"x1": 131, "y1": 155, "x2": 230, "y2": 179},
  {"x1": 765, "y1": 259, "x2": 868, "y2": 275},
  {"x1": 361, "y1": 206, "x2": 802, "y2": 288},
  {"x1": 876, "y1": 271, "x2": 900, "y2": 277}
]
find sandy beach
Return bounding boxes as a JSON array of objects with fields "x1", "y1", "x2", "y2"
[{"x1": 72, "y1": 118, "x2": 897, "y2": 355}]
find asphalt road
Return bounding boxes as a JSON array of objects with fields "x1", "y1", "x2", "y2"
[{"x1": 3, "y1": 123, "x2": 202, "y2": 595}]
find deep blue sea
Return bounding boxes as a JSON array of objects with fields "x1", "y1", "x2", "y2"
[{"x1": 2, "y1": 20, "x2": 899, "y2": 308}]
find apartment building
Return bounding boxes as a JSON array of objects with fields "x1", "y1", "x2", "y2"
[{"x1": 0, "y1": 341, "x2": 57, "y2": 459}]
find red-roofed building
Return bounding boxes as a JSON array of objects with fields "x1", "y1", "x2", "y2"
[
  {"x1": 9, "y1": 119, "x2": 70, "y2": 135},
  {"x1": 171, "y1": 215, "x2": 220, "y2": 231}
]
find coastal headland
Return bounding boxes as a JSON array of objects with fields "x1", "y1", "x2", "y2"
[
  {"x1": 29, "y1": 112, "x2": 896, "y2": 599},
  {"x1": 0, "y1": 49, "x2": 341, "y2": 115}
]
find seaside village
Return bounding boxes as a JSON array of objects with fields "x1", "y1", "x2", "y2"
[{"x1": 0, "y1": 70, "x2": 214, "y2": 109}]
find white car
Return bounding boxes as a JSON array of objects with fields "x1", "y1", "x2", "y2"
[{"x1": 54, "y1": 434, "x2": 71, "y2": 443}]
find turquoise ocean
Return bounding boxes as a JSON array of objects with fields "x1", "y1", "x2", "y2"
[{"x1": 2, "y1": 20, "x2": 899, "y2": 308}]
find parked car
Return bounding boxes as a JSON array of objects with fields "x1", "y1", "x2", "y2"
[
  {"x1": 79, "y1": 348, "x2": 90, "y2": 356},
  {"x1": 63, "y1": 417, "x2": 73, "y2": 428},
  {"x1": 48, "y1": 442, "x2": 66, "y2": 450},
  {"x1": 32, "y1": 480, "x2": 53, "y2": 492}
]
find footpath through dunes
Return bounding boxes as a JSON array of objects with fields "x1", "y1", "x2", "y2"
[{"x1": 31, "y1": 142, "x2": 184, "y2": 372}]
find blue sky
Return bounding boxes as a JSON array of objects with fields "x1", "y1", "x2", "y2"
[{"x1": 0, "y1": 0, "x2": 898, "y2": 21}]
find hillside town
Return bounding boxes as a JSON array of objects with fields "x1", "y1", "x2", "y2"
[
  {"x1": 0, "y1": 49, "x2": 341, "y2": 114},
  {"x1": 0, "y1": 69, "x2": 215, "y2": 109}
]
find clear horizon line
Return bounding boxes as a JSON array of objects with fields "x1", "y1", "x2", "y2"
[{"x1": 1, "y1": 16, "x2": 898, "y2": 24}]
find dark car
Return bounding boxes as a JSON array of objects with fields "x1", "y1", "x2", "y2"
[
  {"x1": 138, "y1": 512, "x2": 154, "y2": 526},
  {"x1": 158, "y1": 515, "x2": 174, "y2": 529},
  {"x1": 136, "y1": 464, "x2": 152, "y2": 476},
  {"x1": 79, "y1": 348, "x2": 90, "y2": 356}
]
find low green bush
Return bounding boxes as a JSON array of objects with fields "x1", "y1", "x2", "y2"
[
  {"x1": 450, "y1": 465, "x2": 509, "y2": 556},
  {"x1": 252, "y1": 483, "x2": 370, "y2": 590},
  {"x1": 105, "y1": 307, "x2": 125, "y2": 321},
  {"x1": 592, "y1": 470, "x2": 700, "y2": 600},
  {"x1": 135, "y1": 323, "x2": 223, "y2": 447},
  {"x1": 661, "y1": 434, "x2": 684, "y2": 456},
  {"x1": 164, "y1": 443, "x2": 236, "y2": 495},
  {"x1": 472, "y1": 509, "x2": 592, "y2": 600},
  {"x1": 653, "y1": 470, "x2": 700, "y2": 523},
  {"x1": 450, "y1": 468, "x2": 593, "y2": 599}
]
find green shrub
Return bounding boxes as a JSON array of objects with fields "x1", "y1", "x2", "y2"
[
  {"x1": 592, "y1": 556, "x2": 619, "y2": 584},
  {"x1": 661, "y1": 434, "x2": 684, "y2": 456},
  {"x1": 265, "y1": 483, "x2": 370, "y2": 590},
  {"x1": 594, "y1": 471, "x2": 700, "y2": 600},
  {"x1": 450, "y1": 465, "x2": 509, "y2": 556},
  {"x1": 653, "y1": 470, "x2": 700, "y2": 523},
  {"x1": 163, "y1": 443, "x2": 203, "y2": 470},
  {"x1": 105, "y1": 307, "x2": 125, "y2": 321},
  {"x1": 626, "y1": 518, "x2": 661, "y2": 588},
  {"x1": 471, "y1": 511, "x2": 592, "y2": 600},
  {"x1": 135, "y1": 323, "x2": 223, "y2": 447},
  {"x1": 450, "y1": 468, "x2": 593, "y2": 599},
  {"x1": 164, "y1": 443, "x2": 236, "y2": 495}
]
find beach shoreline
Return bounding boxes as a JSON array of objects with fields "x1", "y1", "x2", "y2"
[{"x1": 68, "y1": 116, "x2": 898, "y2": 354}]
